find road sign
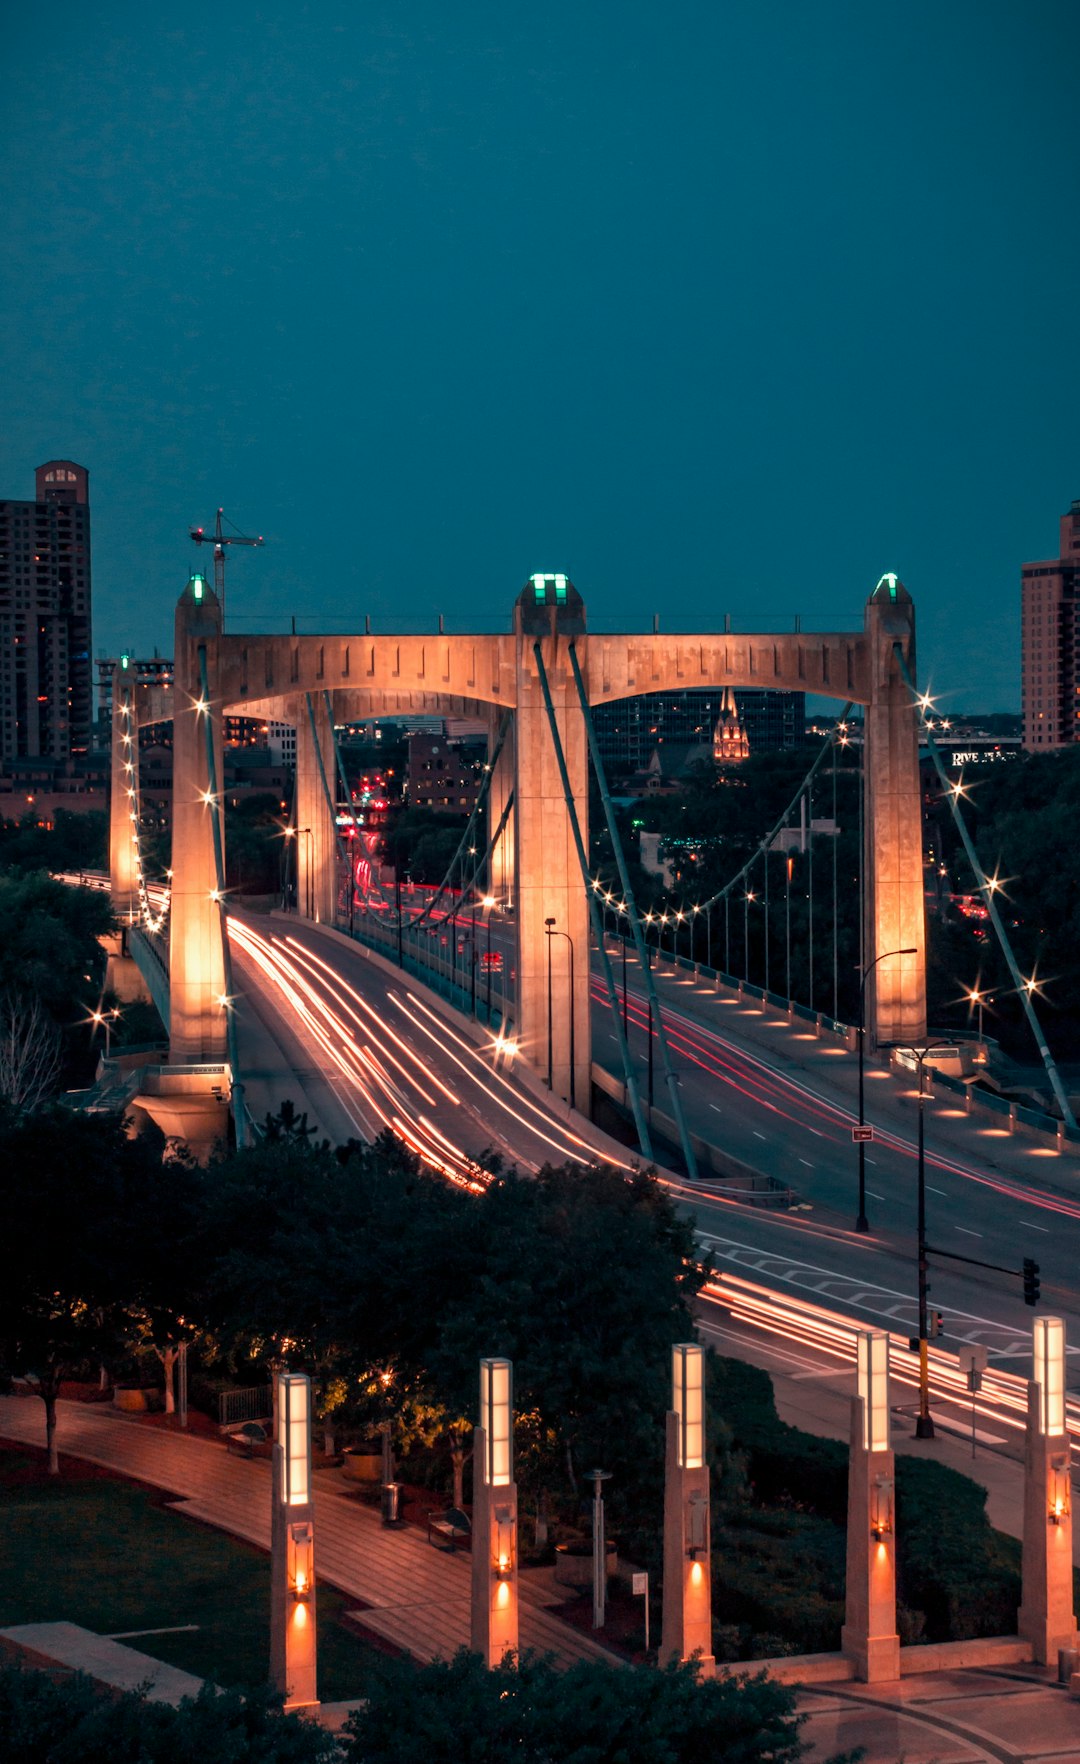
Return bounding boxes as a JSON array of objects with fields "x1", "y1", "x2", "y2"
[
  {"x1": 632, "y1": 1572, "x2": 648, "y2": 1596},
  {"x1": 852, "y1": 1126, "x2": 874, "y2": 1143}
]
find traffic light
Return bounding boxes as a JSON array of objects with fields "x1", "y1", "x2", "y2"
[
  {"x1": 1023, "y1": 1258, "x2": 1041, "y2": 1306},
  {"x1": 931, "y1": 1311, "x2": 945, "y2": 1339}
]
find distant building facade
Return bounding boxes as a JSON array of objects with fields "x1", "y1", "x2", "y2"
[
  {"x1": 407, "y1": 726, "x2": 485, "y2": 811},
  {"x1": 0, "y1": 460, "x2": 93, "y2": 768},
  {"x1": 1021, "y1": 497, "x2": 1080, "y2": 750},
  {"x1": 592, "y1": 688, "x2": 802, "y2": 773}
]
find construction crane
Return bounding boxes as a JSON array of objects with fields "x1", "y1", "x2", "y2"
[{"x1": 189, "y1": 508, "x2": 264, "y2": 623}]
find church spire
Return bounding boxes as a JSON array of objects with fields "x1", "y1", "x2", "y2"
[{"x1": 713, "y1": 687, "x2": 749, "y2": 764}]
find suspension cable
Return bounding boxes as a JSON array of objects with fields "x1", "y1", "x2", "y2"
[
  {"x1": 893, "y1": 646, "x2": 1077, "y2": 1133},
  {"x1": 197, "y1": 647, "x2": 248, "y2": 1148},
  {"x1": 410, "y1": 712, "x2": 513, "y2": 928},
  {"x1": 566, "y1": 641, "x2": 702, "y2": 1175},
  {"x1": 532, "y1": 644, "x2": 654, "y2": 1159}
]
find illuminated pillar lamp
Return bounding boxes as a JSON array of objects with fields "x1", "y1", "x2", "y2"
[
  {"x1": 493, "y1": 1506, "x2": 515, "y2": 1580},
  {"x1": 870, "y1": 1473, "x2": 894, "y2": 1544},
  {"x1": 687, "y1": 1488, "x2": 709, "y2": 1561},
  {"x1": 1034, "y1": 1317, "x2": 1065, "y2": 1438},
  {"x1": 672, "y1": 1342, "x2": 704, "y2": 1470},
  {"x1": 279, "y1": 1371, "x2": 312, "y2": 1508},
  {"x1": 480, "y1": 1356, "x2": 512, "y2": 1486},
  {"x1": 857, "y1": 1329, "x2": 890, "y2": 1454}
]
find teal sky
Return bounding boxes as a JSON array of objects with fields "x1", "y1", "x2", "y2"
[{"x1": 2, "y1": 2, "x2": 1077, "y2": 709}]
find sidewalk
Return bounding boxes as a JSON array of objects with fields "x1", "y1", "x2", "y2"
[{"x1": 0, "y1": 1397, "x2": 618, "y2": 1672}]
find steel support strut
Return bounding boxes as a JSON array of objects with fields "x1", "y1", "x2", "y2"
[
  {"x1": 893, "y1": 647, "x2": 1077, "y2": 1135},
  {"x1": 531, "y1": 643, "x2": 653, "y2": 1159},
  {"x1": 565, "y1": 641, "x2": 702, "y2": 1177},
  {"x1": 197, "y1": 646, "x2": 248, "y2": 1147}
]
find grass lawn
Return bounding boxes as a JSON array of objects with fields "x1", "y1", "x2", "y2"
[{"x1": 0, "y1": 1449, "x2": 390, "y2": 1699}]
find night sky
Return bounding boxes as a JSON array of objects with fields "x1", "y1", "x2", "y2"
[{"x1": 3, "y1": 2, "x2": 1077, "y2": 710}]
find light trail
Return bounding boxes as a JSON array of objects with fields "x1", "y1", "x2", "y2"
[
  {"x1": 699, "y1": 1272, "x2": 1080, "y2": 1454},
  {"x1": 229, "y1": 919, "x2": 628, "y2": 1186},
  {"x1": 603, "y1": 977, "x2": 1080, "y2": 1221}
]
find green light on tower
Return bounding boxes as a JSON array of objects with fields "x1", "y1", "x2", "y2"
[{"x1": 191, "y1": 573, "x2": 206, "y2": 603}]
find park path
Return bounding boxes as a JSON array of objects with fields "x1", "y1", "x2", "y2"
[{"x1": 0, "y1": 1396, "x2": 618, "y2": 1670}]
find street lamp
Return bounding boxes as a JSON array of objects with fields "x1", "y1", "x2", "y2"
[
  {"x1": 855, "y1": 946, "x2": 917, "y2": 1232},
  {"x1": 91, "y1": 1006, "x2": 121, "y2": 1060},
  {"x1": 544, "y1": 918, "x2": 576, "y2": 1111},
  {"x1": 743, "y1": 890, "x2": 755, "y2": 984},
  {"x1": 967, "y1": 985, "x2": 993, "y2": 1064},
  {"x1": 909, "y1": 1038, "x2": 953, "y2": 1439}
]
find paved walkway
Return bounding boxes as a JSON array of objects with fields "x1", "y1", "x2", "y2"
[
  {"x1": 0, "y1": 1621, "x2": 205, "y2": 1705},
  {"x1": 0, "y1": 1397, "x2": 618, "y2": 1671},
  {"x1": 797, "y1": 1667, "x2": 1080, "y2": 1764}
]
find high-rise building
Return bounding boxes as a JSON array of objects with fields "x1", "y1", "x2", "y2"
[
  {"x1": 1021, "y1": 498, "x2": 1080, "y2": 751},
  {"x1": 0, "y1": 460, "x2": 93, "y2": 766},
  {"x1": 591, "y1": 687, "x2": 803, "y2": 773}
]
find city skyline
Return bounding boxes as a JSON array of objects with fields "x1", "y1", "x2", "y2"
[{"x1": 2, "y1": 3, "x2": 1078, "y2": 708}]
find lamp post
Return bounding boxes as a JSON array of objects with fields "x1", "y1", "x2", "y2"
[
  {"x1": 91, "y1": 1006, "x2": 121, "y2": 1060},
  {"x1": 855, "y1": 946, "x2": 917, "y2": 1232},
  {"x1": 544, "y1": 916, "x2": 555, "y2": 1090},
  {"x1": 967, "y1": 985, "x2": 993, "y2": 1064},
  {"x1": 544, "y1": 919, "x2": 576, "y2": 1111},
  {"x1": 743, "y1": 890, "x2": 755, "y2": 983},
  {"x1": 590, "y1": 1468, "x2": 612, "y2": 1630},
  {"x1": 481, "y1": 895, "x2": 495, "y2": 1023},
  {"x1": 910, "y1": 1039, "x2": 952, "y2": 1439},
  {"x1": 285, "y1": 826, "x2": 314, "y2": 919}
]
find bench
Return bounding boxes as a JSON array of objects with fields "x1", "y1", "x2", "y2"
[
  {"x1": 427, "y1": 1507, "x2": 472, "y2": 1551},
  {"x1": 224, "y1": 1421, "x2": 268, "y2": 1456}
]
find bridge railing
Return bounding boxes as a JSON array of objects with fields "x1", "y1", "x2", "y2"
[{"x1": 339, "y1": 906, "x2": 513, "y2": 1033}]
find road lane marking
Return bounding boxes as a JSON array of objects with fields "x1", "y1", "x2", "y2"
[
  {"x1": 799, "y1": 1158, "x2": 813, "y2": 1167},
  {"x1": 955, "y1": 1227, "x2": 983, "y2": 1237},
  {"x1": 753, "y1": 1131, "x2": 767, "y2": 1140},
  {"x1": 927, "y1": 1186, "x2": 947, "y2": 1196},
  {"x1": 867, "y1": 1190, "x2": 885, "y2": 1201},
  {"x1": 1021, "y1": 1222, "x2": 1049, "y2": 1232},
  {"x1": 709, "y1": 1104, "x2": 723, "y2": 1114}
]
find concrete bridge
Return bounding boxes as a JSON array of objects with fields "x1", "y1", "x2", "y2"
[{"x1": 111, "y1": 572, "x2": 926, "y2": 1114}]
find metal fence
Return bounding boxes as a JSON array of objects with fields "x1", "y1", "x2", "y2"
[{"x1": 218, "y1": 1385, "x2": 273, "y2": 1428}]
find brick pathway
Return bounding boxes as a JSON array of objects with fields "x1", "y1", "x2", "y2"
[{"x1": 0, "y1": 1397, "x2": 617, "y2": 1670}]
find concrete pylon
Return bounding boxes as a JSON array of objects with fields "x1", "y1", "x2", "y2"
[
  {"x1": 487, "y1": 710, "x2": 516, "y2": 909},
  {"x1": 293, "y1": 691, "x2": 338, "y2": 924},
  {"x1": 270, "y1": 1372, "x2": 318, "y2": 1710},
  {"x1": 109, "y1": 662, "x2": 139, "y2": 921},
  {"x1": 470, "y1": 1359, "x2": 519, "y2": 1667},
  {"x1": 1019, "y1": 1318, "x2": 1077, "y2": 1665},
  {"x1": 841, "y1": 1390, "x2": 900, "y2": 1682},
  {"x1": 513, "y1": 590, "x2": 591, "y2": 1112},
  {"x1": 170, "y1": 576, "x2": 227, "y2": 1061},
  {"x1": 660, "y1": 1398, "x2": 715, "y2": 1674},
  {"x1": 863, "y1": 577, "x2": 927, "y2": 1046}
]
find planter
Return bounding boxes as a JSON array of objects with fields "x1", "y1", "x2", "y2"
[
  {"x1": 554, "y1": 1541, "x2": 618, "y2": 1589},
  {"x1": 113, "y1": 1387, "x2": 149, "y2": 1413},
  {"x1": 342, "y1": 1447, "x2": 383, "y2": 1484}
]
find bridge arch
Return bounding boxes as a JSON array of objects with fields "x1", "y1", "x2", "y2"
[{"x1": 150, "y1": 573, "x2": 925, "y2": 1103}]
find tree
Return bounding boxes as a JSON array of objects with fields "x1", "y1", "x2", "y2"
[
  {"x1": 429, "y1": 1164, "x2": 708, "y2": 1551},
  {"x1": 342, "y1": 1651, "x2": 816, "y2": 1764},
  {"x1": 0, "y1": 1108, "x2": 195, "y2": 1472},
  {"x1": 0, "y1": 990, "x2": 61, "y2": 1111},
  {"x1": 0, "y1": 1669, "x2": 338, "y2": 1762}
]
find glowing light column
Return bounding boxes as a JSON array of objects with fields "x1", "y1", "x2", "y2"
[
  {"x1": 841, "y1": 1331, "x2": 900, "y2": 1682},
  {"x1": 108, "y1": 661, "x2": 138, "y2": 920},
  {"x1": 470, "y1": 1357, "x2": 518, "y2": 1667},
  {"x1": 661, "y1": 1344, "x2": 715, "y2": 1675},
  {"x1": 1019, "y1": 1318, "x2": 1077, "y2": 1664},
  {"x1": 270, "y1": 1372, "x2": 318, "y2": 1710}
]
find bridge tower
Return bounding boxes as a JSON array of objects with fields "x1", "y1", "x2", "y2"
[
  {"x1": 512, "y1": 579, "x2": 592, "y2": 1113},
  {"x1": 170, "y1": 573, "x2": 228, "y2": 1060},
  {"x1": 863, "y1": 577, "x2": 926, "y2": 1046}
]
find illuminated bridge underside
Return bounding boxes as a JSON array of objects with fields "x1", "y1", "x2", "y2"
[{"x1": 122, "y1": 577, "x2": 925, "y2": 1104}]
